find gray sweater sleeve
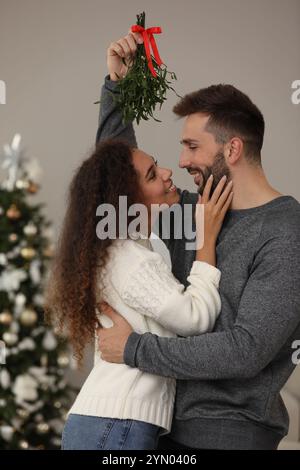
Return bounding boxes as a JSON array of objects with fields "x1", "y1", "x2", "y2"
[
  {"x1": 95, "y1": 75, "x2": 137, "y2": 147},
  {"x1": 124, "y1": 234, "x2": 300, "y2": 380}
]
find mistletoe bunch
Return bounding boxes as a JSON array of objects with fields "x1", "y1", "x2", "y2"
[{"x1": 97, "y1": 12, "x2": 181, "y2": 125}]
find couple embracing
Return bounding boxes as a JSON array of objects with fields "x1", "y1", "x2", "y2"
[{"x1": 46, "y1": 29, "x2": 300, "y2": 450}]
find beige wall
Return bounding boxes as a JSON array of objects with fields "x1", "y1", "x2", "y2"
[{"x1": 0, "y1": 0, "x2": 299, "y2": 386}]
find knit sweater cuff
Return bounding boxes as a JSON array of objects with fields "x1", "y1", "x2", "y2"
[
  {"x1": 190, "y1": 261, "x2": 221, "y2": 286},
  {"x1": 104, "y1": 74, "x2": 120, "y2": 93},
  {"x1": 123, "y1": 331, "x2": 143, "y2": 367}
]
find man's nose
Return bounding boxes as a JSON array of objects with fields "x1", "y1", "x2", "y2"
[{"x1": 179, "y1": 154, "x2": 191, "y2": 168}]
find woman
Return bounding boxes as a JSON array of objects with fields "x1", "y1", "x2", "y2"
[{"x1": 45, "y1": 136, "x2": 233, "y2": 450}]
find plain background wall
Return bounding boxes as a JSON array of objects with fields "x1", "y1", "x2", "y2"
[{"x1": 0, "y1": 0, "x2": 300, "y2": 385}]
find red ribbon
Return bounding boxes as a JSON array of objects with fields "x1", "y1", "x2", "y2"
[{"x1": 131, "y1": 25, "x2": 163, "y2": 78}]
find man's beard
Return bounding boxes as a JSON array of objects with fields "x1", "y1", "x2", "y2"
[{"x1": 197, "y1": 151, "x2": 231, "y2": 195}]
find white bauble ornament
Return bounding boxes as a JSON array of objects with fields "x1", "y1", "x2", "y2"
[
  {"x1": 14, "y1": 293, "x2": 27, "y2": 316},
  {"x1": 12, "y1": 374, "x2": 38, "y2": 401},
  {"x1": 58, "y1": 380, "x2": 66, "y2": 390},
  {"x1": 42, "y1": 330, "x2": 57, "y2": 350},
  {"x1": 33, "y1": 293, "x2": 44, "y2": 307},
  {"x1": 15, "y1": 293, "x2": 26, "y2": 307},
  {"x1": 49, "y1": 418, "x2": 64, "y2": 434},
  {"x1": 29, "y1": 260, "x2": 41, "y2": 285},
  {"x1": 16, "y1": 179, "x2": 29, "y2": 190},
  {"x1": 18, "y1": 338, "x2": 35, "y2": 351},
  {"x1": 0, "y1": 253, "x2": 7, "y2": 266},
  {"x1": 0, "y1": 369, "x2": 11, "y2": 389},
  {"x1": 0, "y1": 268, "x2": 27, "y2": 292},
  {"x1": 8, "y1": 292, "x2": 15, "y2": 302},
  {"x1": 3, "y1": 331, "x2": 18, "y2": 346},
  {"x1": 28, "y1": 366, "x2": 46, "y2": 381},
  {"x1": 51, "y1": 437, "x2": 62, "y2": 447},
  {"x1": 0, "y1": 425, "x2": 14, "y2": 442},
  {"x1": 32, "y1": 326, "x2": 45, "y2": 337},
  {"x1": 23, "y1": 222, "x2": 37, "y2": 236}
]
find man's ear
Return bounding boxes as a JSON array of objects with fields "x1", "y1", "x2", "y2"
[{"x1": 224, "y1": 138, "x2": 243, "y2": 164}]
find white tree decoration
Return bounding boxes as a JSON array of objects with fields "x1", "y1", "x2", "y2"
[
  {"x1": 1, "y1": 134, "x2": 23, "y2": 191},
  {"x1": 1, "y1": 134, "x2": 43, "y2": 191}
]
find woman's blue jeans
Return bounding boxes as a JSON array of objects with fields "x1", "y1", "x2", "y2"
[{"x1": 61, "y1": 414, "x2": 162, "y2": 450}]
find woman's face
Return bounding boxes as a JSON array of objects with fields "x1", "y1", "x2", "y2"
[{"x1": 132, "y1": 149, "x2": 180, "y2": 210}]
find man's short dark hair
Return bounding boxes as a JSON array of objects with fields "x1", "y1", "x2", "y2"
[{"x1": 173, "y1": 84, "x2": 265, "y2": 166}]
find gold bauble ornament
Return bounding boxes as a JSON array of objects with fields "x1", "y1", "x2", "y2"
[
  {"x1": 40, "y1": 354, "x2": 48, "y2": 367},
  {"x1": 6, "y1": 204, "x2": 21, "y2": 219},
  {"x1": 53, "y1": 326, "x2": 60, "y2": 335},
  {"x1": 19, "y1": 440, "x2": 29, "y2": 449},
  {"x1": 57, "y1": 354, "x2": 70, "y2": 367},
  {"x1": 27, "y1": 182, "x2": 39, "y2": 194},
  {"x1": 36, "y1": 422, "x2": 49, "y2": 434},
  {"x1": 17, "y1": 408, "x2": 30, "y2": 419},
  {"x1": 0, "y1": 311, "x2": 13, "y2": 325},
  {"x1": 43, "y1": 245, "x2": 55, "y2": 258},
  {"x1": 20, "y1": 247, "x2": 36, "y2": 260},
  {"x1": 20, "y1": 308, "x2": 38, "y2": 326},
  {"x1": 8, "y1": 233, "x2": 18, "y2": 242}
]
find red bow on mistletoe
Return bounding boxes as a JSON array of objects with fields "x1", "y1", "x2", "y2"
[{"x1": 131, "y1": 25, "x2": 163, "y2": 78}]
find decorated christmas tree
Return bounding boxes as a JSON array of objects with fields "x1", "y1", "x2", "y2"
[{"x1": 0, "y1": 134, "x2": 74, "y2": 450}]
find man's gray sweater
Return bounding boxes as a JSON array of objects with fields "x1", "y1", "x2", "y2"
[{"x1": 96, "y1": 76, "x2": 300, "y2": 450}]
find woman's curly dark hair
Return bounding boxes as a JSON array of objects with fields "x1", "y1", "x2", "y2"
[{"x1": 44, "y1": 139, "x2": 142, "y2": 365}]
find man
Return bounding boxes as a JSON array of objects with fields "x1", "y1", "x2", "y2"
[{"x1": 95, "y1": 31, "x2": 300, "y2": 450}]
